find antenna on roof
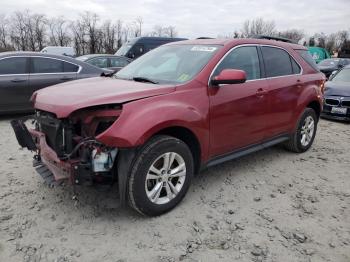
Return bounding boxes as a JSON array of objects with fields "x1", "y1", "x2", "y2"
[{"x1": 251, "y1": 35, "x2": 296, "y2": 44}]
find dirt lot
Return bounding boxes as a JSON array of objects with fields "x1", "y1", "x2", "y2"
[{"x1": 0, "y1": 117, "x2": 349, "y2": 262}]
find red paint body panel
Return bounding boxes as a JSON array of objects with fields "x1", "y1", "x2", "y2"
[
  {"x1": 33, "y1": 77, "x2": 175, "y2": 118},
  {"x1": 31, "y1": 38, "x2": 324, "y2": 166}
]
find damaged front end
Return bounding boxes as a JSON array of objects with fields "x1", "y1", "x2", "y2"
[{"x1": 11, "y1": 105, "x2": 122, "y2": 186}]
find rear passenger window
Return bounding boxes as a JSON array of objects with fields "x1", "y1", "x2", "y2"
[
  {"x1": 32, "y1": 58, "x2": 63, "y2": 73},
  {"x1": 261, "y1": 47, "x2": 293, "y2": 77},
  {"x1": 0, "y1": 57, "x2": 27, "y2": 74},
  {"x1": 63, "y1": 62, "x2": 79, "y2": 72},
  {"x1": 291, "y1": 58, "x2": 301, "y2": 74},
  {"x1": 214, "y1": 46, "x2": 261, "y2": 80}
]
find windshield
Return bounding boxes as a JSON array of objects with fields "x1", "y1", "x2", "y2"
[
  {"x1": 115, "y1": 44, "x2": 132, "y2": 56},
  {"x1": 115, "y1": 44, "x2": 221, "y2": 84},
  {"x1": 332, "y1": 68, "x2": 350, "y2": 83},
  {"x1": 319, "y1": 59, "x2": 339, "y2": 67}
]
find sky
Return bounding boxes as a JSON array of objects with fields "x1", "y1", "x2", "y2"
[{"x1": 1, "y1": 0, "x2": 350, "y2": 38}]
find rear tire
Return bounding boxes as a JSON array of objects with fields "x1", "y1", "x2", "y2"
[
  {"x1": 284, "y1": 108, "x2": 318, "y2": 153},
  {"x1": 128, "y1": 135, "x2": 194, "y2": 216}
]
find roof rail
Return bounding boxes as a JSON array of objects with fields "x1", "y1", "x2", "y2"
[
  {"x1": 196, "y1": 37, "x2": 215, "y2": 39},
  {"x1": 251, "y1": 35, "x2": 296, "y2": 44}
]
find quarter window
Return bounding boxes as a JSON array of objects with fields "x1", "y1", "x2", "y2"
[
  {"x1": 0, "y1": 57, "x2": 27, "y2": 74},
  {"x1": 291, "y1": 57, "x2": 301, "y2": 74},
  {"x1": 63, "y1": 62, "x2": 79, "y2": 72},
  {"x1": 32, "y1": 57, "x2": 63, "y2": 73},
  {"x1": 213, "y1": 46, "x2": 261, "y2": 80},
  {"x1": 261, "y1": 47, "x2": 294, "y2": 77}
]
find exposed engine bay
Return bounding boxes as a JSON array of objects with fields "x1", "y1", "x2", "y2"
[{"x1": 12, "y1": 105, "x2": 122, "y2": 186}]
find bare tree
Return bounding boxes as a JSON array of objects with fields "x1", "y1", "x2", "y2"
[
  {"x1": 241, "y1": 18, "x2": 276, "y2": 37},
  {"x1": 0, "y1": 15, "x2": 9, "y2": 49},
  {"x1": 81, "y1": 12, "x2": 100, "y2": 54},
  {"x1": 48, "y1": 17, "x2": 71, "y2": 46},
  {"x1": 133, "y1": 16, "x2": 143, "y2": 37},
  {"x1": 278, "y1": 29, "x2": 304, "y2": 42},
  {"x1": 101, "y1": 20, "x2": 116, "y2": 53},
  {"x1": 164, "y1": 26, "x2": 177, "y2": 37}
]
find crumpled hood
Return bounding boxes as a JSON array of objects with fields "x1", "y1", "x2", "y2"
[
  {"x1": 324, "y1": 81, "x2": 350, "y2": 96},
  {"x1": 33, "y1": 77, "x2": 175, "y2": 118}
]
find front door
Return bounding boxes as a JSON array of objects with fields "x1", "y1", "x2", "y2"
[{"x1": 209, "y1": 46, "x2": 270, "y2": 157}]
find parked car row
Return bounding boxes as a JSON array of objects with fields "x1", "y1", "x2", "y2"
[{"x1": 0, "y1": 52, "x2": 105, "y2": 114}]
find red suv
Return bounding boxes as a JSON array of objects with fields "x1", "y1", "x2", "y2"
[{"x1": 12, "y1": 38, "x2": 325, "y2": 216}]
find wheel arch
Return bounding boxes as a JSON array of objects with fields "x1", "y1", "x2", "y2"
[
  {"x1": 152, "y1": 126, "x2": 202, "y2": 175},
  {"x1": 306, "y1": 100, "x2": 321, "y2": 119}
]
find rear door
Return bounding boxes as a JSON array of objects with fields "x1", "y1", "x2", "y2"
[
  {"x1": 29, "y1": 57, "x2": 78, "y2": 95},
  {"x1": 0, "y1": 56, "x2": 30, "y2": 113},
  {"x1": 209, "y1": 46, "x2": 270, "y2": 157},
  {"x1": 260, "y1": 46, "x2": 303, "y2": 137}
]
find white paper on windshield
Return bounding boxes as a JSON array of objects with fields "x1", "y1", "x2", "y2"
[{"x1": 190, "y1": 46, "x2": 217, "y2": 52}]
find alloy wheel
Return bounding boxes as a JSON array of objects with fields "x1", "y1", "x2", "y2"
[{"x1": 145, "y1": 152, "x2": 186, "y2": 205}]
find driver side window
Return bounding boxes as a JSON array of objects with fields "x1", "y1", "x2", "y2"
[{"x1": 213, "y1": 46, "x2": 261, "y2": 80}]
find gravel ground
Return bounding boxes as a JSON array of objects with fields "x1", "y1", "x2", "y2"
[{"x1": 0, "y1": 117, "x2": 349, "y2": 262}]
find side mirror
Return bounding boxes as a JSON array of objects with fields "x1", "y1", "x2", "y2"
[
  {"x1": 211, "y1": 69, "x2": 246, "y2": 86},
  {"x1": 329, "y1": 70, "x2": 338, "y2": 80}
]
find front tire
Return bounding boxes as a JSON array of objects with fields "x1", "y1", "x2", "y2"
[
  {"x1": 284, "y1": 108, "x2": 318, "y2": 153},
  {"x1": 128, "y1": 135, "x2": 194, "y2": 216}
]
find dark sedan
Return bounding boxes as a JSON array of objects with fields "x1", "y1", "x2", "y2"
[
  {"x1": 0, "y1": 52, "x2": 106, "y2": 114},
  {"x1": 317, "y1": 58, "x2": 350, "y2": 78},
  {"x1": 321, "y1": 65, "x2": 350, "y2": 121},
  {"x1": 76, "y1": 54, "x2": 131, "y2": 72}
]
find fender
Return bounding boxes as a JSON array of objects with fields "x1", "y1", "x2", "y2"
[
  {"x1": 291, "y1": 81, "x2": 323, "y2": 131},
  {"x1": 96, "y1": 88, "x2": 210, "y2": 160}
]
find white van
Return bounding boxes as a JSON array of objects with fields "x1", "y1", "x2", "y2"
[{"x1": 40, "y1": 46, "x2": 75, "y2": 57}]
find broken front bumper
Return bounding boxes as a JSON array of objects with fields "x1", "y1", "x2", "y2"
[{"x1": 11, "y1": 119, "x2": 115, "y2": 185}]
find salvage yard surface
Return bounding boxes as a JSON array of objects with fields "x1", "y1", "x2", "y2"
[{"x1": 0, "y1": 117, "x2": 349, "y2": 262}]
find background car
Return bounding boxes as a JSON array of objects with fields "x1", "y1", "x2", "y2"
[
  {"x1": 322, "y1": 65, "x2": 350, "y2": 121},
  {"x1": 115, "y1": 36, "x2": 187, "y2": 59},
  {"x1": 0, "y1": 52, "x2": 106, "y2": 114},
  {"x1": 41, "y1": 46, "x2": 75, "y2": 57},
  {"x1": 317, "y1": 58, "x2": 350, "y2": 78},
  {"x1": 76, "y1": 54, "x2": 132, "y2": 72}
]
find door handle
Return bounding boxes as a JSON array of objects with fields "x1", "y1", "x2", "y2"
[
  {"x1": 11, "y1": 78, "x2": 26, "y2": 83},
  {"x1": 256, "y1": 88, "x2": 268, "y2": 97},
  {"x1": 296, "y1": 79, "x2": 302, "y2": 89}
]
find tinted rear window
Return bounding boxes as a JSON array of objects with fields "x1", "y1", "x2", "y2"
[
  {"x1": 261, "y1": 47, "x2": 293, "y2": 77},
  {"x1": 297, "y1": 50, "x2": 319, "y2": 72},
  {"x1": 0, "y1": 57, "x2": 27, "y2": 74},
  {"x1": 32, "y1": 57, "x2": 63, "y2": 73}
]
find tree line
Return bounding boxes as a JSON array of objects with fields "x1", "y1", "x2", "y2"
[
  {"x1": 0, "y1": 12, "x2": 349, "y2": 56},
  {"x1": 0, "y1": 11, "x2": 178, "y2": 55},
  {"x1": 227, "y1": 18, "x2": 350, "y2": 55}
]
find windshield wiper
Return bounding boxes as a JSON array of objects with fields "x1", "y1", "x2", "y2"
[{"x1": 132, "y1": 76, "x2": 159, "y2": 84}]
